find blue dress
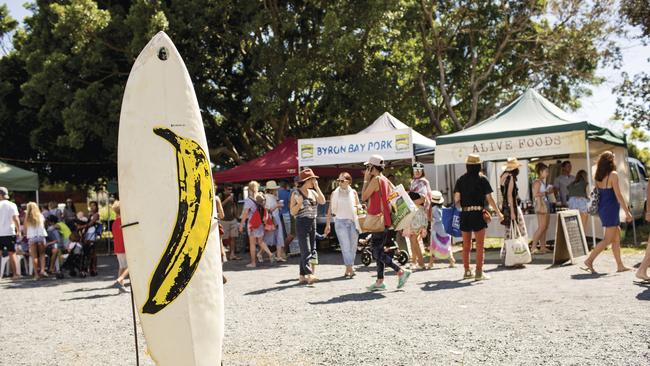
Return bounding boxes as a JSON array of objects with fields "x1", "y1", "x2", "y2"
[{"x1": 598, "y1": 187, "x2": 620, "y2": 227}]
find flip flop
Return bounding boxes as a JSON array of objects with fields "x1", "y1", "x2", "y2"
[
  {"x1": 579, "y1": 265, "x2": 596, "y2": 274},
  {"x1": 633, "y1": 279, "x2": 650, "y2": 285}
]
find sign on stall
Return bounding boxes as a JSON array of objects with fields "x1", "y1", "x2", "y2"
[
  {"x1": 435, "y1": 130, "x2": 586, "y2": 164},
  {"x1": 298, "y1": 128, "x2": 414, "y2": 166},
  {"x1": 553, "y1": 210, "x2": 589, "y2": 265}
]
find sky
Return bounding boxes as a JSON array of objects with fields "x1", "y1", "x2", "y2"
[{"x1": 3, "y1": 0, "x2": 649, "y2": 137}]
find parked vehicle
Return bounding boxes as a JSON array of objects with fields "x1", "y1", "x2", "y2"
[{"x1": 628, "y1": 157, "x2": 647, "y2": 220}]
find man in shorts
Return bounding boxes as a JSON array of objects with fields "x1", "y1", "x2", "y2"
[
  {"x1": 0, "y1": 187, "x2": 22, "y2": 279},
  {"x1": 219, "y1": 184, "x2": 241, "y2": 260}
]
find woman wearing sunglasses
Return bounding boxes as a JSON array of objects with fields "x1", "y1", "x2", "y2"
[
  {"x1": 325, "y1": 172, "x2": 361, "y2": 278},
  {"x1": 407, "y1": 162, "x2": 431, "y2": 269}
]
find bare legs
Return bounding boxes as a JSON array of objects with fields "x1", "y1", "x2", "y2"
[
  {"x1": 29, "y1": 242, "x2": 46, "y2": 278},
  {"x1": 248, "y1": 236, "x2": 274, "y2": 267},
  {"x1": 584, "y1": 226, "x2": 631, "y2": 272},
  {"x1": 409, "y1": 234, "x2": 425, "y2": 268},
  {"x1": 531, "y1": 213, "x2": 550, "y2": 253},
  {"x1": 636, "y1": 240, "x2": 650, "y2": 281}
]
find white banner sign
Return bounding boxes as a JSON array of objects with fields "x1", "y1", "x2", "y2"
[
  {"x1": 298, "y1": 128, "x2": 414, "y2": 167},
  {"x1": 435, "y1": 130, "x2": 587, "y2": 165}
]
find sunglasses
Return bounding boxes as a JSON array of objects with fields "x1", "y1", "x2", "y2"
[{"x1": 337, "y1": 179, "x2": 349, "y2": 183}]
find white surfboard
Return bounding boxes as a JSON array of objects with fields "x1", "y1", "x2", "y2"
[{"x1": 118, "y1": 32, "x2": 223, "y2": 365}]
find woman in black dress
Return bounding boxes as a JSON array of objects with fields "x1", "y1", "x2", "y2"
[{"x1": 454, "y1": 154, "x2": 502, "y2": 281}]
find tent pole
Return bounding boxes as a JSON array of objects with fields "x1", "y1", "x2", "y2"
[
  {"x1": 35, "y1": 190, "x2": 39, "y2": 205},
  {"x1": 586, "y1": 139, "x2": 597, "y2": 248}
]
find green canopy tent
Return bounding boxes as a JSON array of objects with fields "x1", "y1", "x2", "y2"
[
  {"x1": 0, "y1": 161, "x2": 40, "y2": 201},
  {"x1": 435, "y1": 89, "x2": 631, "y2": 244}
]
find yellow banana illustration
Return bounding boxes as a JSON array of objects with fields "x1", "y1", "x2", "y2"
[{"x1": 142, "y1": 126, "x2": 214, "y2": 314}]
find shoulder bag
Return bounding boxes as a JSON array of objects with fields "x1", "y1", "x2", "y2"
[{"x1": 362, "y1": 177, "x2": 387, "y2": 232}]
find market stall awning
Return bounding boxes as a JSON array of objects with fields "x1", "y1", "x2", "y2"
[
  {"x1": 435, "y1": 89, "x2": 626, "y2": 164},
  {"x1": 213, "y1": 138, "x2": 351, "y2": 183},
  {"x1": 298, "y1": 112, "x2": 436, "y2": 167},
  {"x1": 0, "y1": 161, "x2": 39, "y2": 191}
]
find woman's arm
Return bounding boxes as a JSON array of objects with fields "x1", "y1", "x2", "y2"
[
  {"x1": 313, "y1": 181, "x2": 326, "y2": 205},
  {"x1": 216, "y1": 198, "x2": 225, "y2": 220},
  {"x1": 324, "y1": 193, "x2": 333, "y2": 236},
  {"x1": 238, "y1": 208, "x2": 249, "y2": 232},
  {"x1": 507, "y1": 178, "x2": 516, "y2": 217},
  {"x1": 361, "y1": 177, "x2": 379, "y2": 202},
  {"x1": 611, "y1": 172, "x2": 632, "y2": 221},
  {"x1": 486, "y1": 194, "x2": 503, "y2": 221},
  {"x1": 290, "y1": 192, "x2": 302, "y2": 216},
  {"x1": 453, "y1": 192, "x2": 461, "y2": 206},
  {"x1": 532, "y1": 180, "x2": 542, "y2": 198}
]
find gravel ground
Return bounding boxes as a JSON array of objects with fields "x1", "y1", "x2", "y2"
[{"x1": 1, "y1": 249, "x2": 649, "y2": 366}]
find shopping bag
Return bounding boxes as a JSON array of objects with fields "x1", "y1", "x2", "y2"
[
  {"x1": 504, "y1": 222, "x2": 531, "y2": 267},
  {"x1": 442, "y1": 207, "x2": 462, "y2": 238},
  {"x1": 388, "y1": 184, "x2": 417, "y2": 231}
]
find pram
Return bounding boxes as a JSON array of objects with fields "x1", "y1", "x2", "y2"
[
  {"x1": 359, "y1": 230, "x2": 409, "y2": 266},
  {"x1": 57, "y1": 242, "x2": 84, "y2": 278},
  {"x1": 78, "y1": 222, "x2": 103, "y2": 276}
]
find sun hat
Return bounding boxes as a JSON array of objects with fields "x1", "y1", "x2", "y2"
[
  {"x1": 265, "y1": 180, "x2": 280, "y2": 190},
  {"x1": 503, "y1": 157, "x2": 522, "y2": 172},
  {"x1": 412, "y1": 162, "x2": 425, "y2": 170},
  {"x1": 431, "y1": 190, "x2": 444, "y2": 204},
  {"x1": 298, "y1": 168, "x2": 319, "y2": 182},
  {"x1": 0, "y1": 187, "x2": 8, "y2": 198},
  {"x1": 364, "y1": 154, "x2": 385, "y2": 168},
  {"x1": 466, "y1": 154, "x2": 482, "y2": 165}
]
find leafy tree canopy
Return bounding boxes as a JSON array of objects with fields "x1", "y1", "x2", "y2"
[{"x1": 0, "y1": 0, "x2": 625, "y2": 184}]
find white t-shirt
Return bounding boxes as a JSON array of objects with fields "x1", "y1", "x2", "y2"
[
  {"x1": 554, "y1": 174, "x2": 575, "y2": 205},
  {"x1": 0, "y1": 200, "x2": 18, "y2": 236}
]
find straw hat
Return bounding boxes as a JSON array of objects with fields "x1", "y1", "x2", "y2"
[
  {"x1": 503, "y1": 157, "x2": 522, "y2": 172},
  {"x1": 298, "y1": 168, "x2": 319, "y2": 182},
  {"x1": 466, "y1": 154, "x2": 482, "y2": 165},
  {"x1": 265, "y1": 180, "x2": 280, "y2": 190},
  {"x1": 431, "y1": 190, "x2": 444, "y2": 204},
  {"x1": 364, "y1": 154, "x2": 385, "y2": 168}
]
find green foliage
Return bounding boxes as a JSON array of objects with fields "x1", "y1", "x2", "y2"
[
  {"x1": 625, "y1": 124, "x2": 650, "y2": 168},
  {"x1": 0, "y1": 0, "x2": 625, "y2": 184}
]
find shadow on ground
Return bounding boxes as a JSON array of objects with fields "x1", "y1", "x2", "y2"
[{"x1": 308, "y1": 291, "x2": 386, "y2": 305}]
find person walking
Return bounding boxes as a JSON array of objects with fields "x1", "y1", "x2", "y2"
[
  {"x1": 0, "y1": 187, "x2": 21, "y2": 280},
  {"x1": 567, "y1": 170, "x2": 590, "y2": 230},
  {"x1": 110, "y1": 201, "x2": 129, "y2": 293},
  {"x1": 408, "y1": 162, "x2": 431, "y2": 270},
  {"x1": 264, "y1": 181, "x2": 287, "y2": 262},
  {"x1": 325, "y1": 172, "x2": 361, "y2": 278},
  {"x1": 219, "y1": 184, "x2": 241, "y2": 261},
  {"x1": 361, "y1": 155, "x2": 411, "y2": 291},
  {"x1": 500, "y1": 158, "x2": 528, "y2": 255},
  {"x1": 239, "y1": 181, "x2": 275, "y2": 268},
  {"x1": 25, "y1": 202, "x2": 48, "y2": 279},
  {"x1": 427, "y1": 190, "x2": 456, "y2": 268},
  {"x1": 290, "y1": 168, "x2": 326, "y2": 284},
  {"x1": 531, "y1": 163, "x2": 552, "y2": 254},
  {"x1": 582, "y1": 151, "x2": 633, "y2": 273},
  {"x1": 636, "y1": 181, "x2": 650, "y2": 283},
  {"x1": 454, "y1": 154, "x2": 503, "y2": 281}
]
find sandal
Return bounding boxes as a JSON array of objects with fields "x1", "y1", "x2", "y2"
[{"x1": 580, "y1": 264, "x2": 596, "y2": 273}]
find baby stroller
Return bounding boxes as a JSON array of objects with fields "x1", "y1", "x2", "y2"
[
  {"x1": 79, "y1": 222, "x2": 103, "y2": 276},
  {"x1": 57, "y1": 242, "x2": 84, "y2": 278},
  {"x1": 359, "y1": 230, "x2": 409, "y2": 266}
]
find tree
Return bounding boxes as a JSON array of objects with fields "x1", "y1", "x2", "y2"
[
  {"x1": 0, "y1": 0, "x2": 626, "y2": 184},
  {"x1": 615, "y1": 0, "x2": 650, "y2": 129},
  {"x1": 406, "y1": 0, "x2": 620, "y2": 134}
]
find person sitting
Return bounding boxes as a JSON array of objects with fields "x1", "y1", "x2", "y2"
[{"x1": 45, "y1": 215, "x2": 63, "y2": 274}]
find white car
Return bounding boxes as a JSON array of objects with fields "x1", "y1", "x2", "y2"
[{"x1": 628, "y1": 157, "x2": 648, "y2": 220}]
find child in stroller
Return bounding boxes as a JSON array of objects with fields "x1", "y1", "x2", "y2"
[
  {"x1": 359, "y1": 230, "x2": 409, "y2": 267},
  {"x1": 75, "y1": 202, "x2": 102, "y2": 276},
  {"x1": 58, "y1": 232, "x2": 84, "y2": 278}
]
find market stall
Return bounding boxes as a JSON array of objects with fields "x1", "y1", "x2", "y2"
[
  {"x1": 0, "y1": 160, "x2": 40, "y2": 202},
  {"x1": 434, "y1": 89, "x2": 629, "y2": 243}
]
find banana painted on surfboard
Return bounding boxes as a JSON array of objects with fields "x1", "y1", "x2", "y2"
[{"x1": 142, "y1": 126, "x2": 214, "y2": 315}]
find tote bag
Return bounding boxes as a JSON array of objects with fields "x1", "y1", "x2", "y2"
[
  {"x1": 503, "y1": 222, "x2": 531, "y2": 267},
  {"x1": 442, "y1": 207, "x2": 462, "y2": 238}
]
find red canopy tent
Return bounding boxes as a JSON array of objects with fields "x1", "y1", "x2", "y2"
[{"x1": 213, "y1": 138, "x2": 355, "y2": 183}]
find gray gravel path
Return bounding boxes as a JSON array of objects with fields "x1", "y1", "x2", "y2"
[{"x1": 1, "y1": 249, "x2": 649, "y2": 365}]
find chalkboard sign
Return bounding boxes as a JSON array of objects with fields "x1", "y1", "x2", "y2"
[{"x1": 553, "y1": 210, "x2": 589, "y2": 265}]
